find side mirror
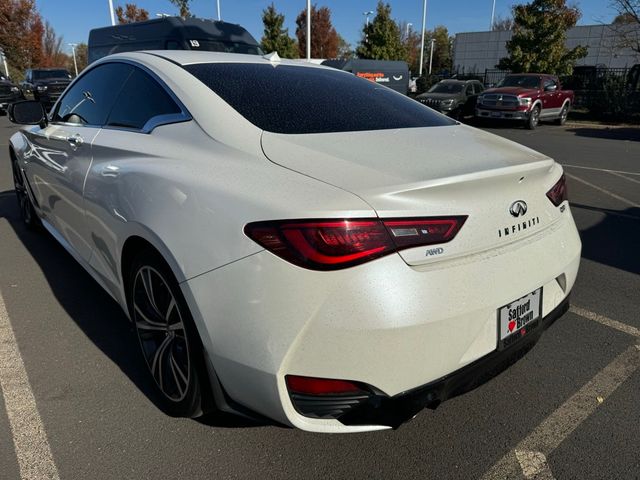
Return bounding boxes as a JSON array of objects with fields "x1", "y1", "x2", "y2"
[
  {"x1": 545, "y1": 84, "x2": 558, "y2": 92},
  {"x1": 8, "y1": 100, "x2": 47, "y2": 126}
]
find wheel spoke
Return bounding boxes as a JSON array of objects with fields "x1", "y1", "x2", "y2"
[
  {"x1": 140, "y1": 268, "x2": 159, "y2": 315},
  {"x1": 135, "y1": 320, "x2": 166, "y2": 332},
  {"x1": 134, "y1": 303, "x2": 166, "y2": 328},
  {"x1": 150, "y1": 335, "x2": 173, "y2": 389},
  {"x1": 169, "y1": 352, "x2": 187, "y2": 397},
  {"x1": 164, "y1": 297, "x2": 176, "y2": 322}
]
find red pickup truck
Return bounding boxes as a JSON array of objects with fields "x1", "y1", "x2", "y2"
[{"x1": 476, "y1": 74, "x2": 574, "y2": 129}]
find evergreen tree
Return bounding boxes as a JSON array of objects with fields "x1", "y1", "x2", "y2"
[
  {"x1": 497, "y1": 0, "x2": 587, "y2": 75},
  {"x1": 356, "y1": 1, "x2": 406, "y2": 60},
  {"x1": 261, "y1": 3, "x2": 298, "y2": 58}
]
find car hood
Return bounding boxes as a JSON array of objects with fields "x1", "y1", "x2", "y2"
[
  {"x1": 415, "y1": 92, "x2": 461, "y2": 100},
  {"x1": 484, "y1": 87, "x2": 538, "y2": 96},
  {"x1": 261, "y1": 124, "x2": 550, "y2": 213},
  {"x1": 34, "y1": 78, "x2": 71, "y2": 85}
]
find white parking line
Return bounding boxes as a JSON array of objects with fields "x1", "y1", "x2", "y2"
[
  {"x1": 562, "y1": 164, "x2": 640, "y2": 177},
  {"x1": 565, "y1": 173, "x2": 640, "y2": 208},
  {"x1": 0, "y1": 292, "x2": 60, "y2": 480},
  {"x1": 481, "y1": 344, "x2": 640, "y2": 479},
  {"x1": 570, "y1": 305, "x2": 640, "y2": 339},
  {"x1": 608, "y1": 171, "x2": 640, "y2": 186}
]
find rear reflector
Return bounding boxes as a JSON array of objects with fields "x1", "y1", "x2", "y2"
[
  {"x1": 244, "y1": 216, "x2": 467, "y2": 270},
  {"x1": 546, "y1": 174, "x2": 568, "y2": 206},
  {"x1": 286, "y1": 375, "x2": 366, "y2": 395}
]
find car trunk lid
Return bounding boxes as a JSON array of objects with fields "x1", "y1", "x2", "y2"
[{"x1": 261, "y1": 124, "x2": 563, "y2": 266}]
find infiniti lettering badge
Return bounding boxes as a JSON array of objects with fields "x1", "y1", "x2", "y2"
[{"x1": 509, "y1": 200, "x2": 528, "y2": 217}]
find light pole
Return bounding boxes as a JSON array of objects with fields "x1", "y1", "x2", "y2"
[
  {"x1": 363, "y1": 10, "x2": 374, "y2": 27},
  {"x1": 306, "y1": 0, "x2": 311, "y2": 60},
  {"x1": 68, "y1": 43, "x2": 78, "y2": 76},
  {"x1": 0, "y1": 48, "x2": 9, "y2": 78},
  {"x1": 419, "y1": 0, "x2": 427, "y2": 76},
  {"x1": 406, "y1": 22, "x2": 413, "y2": 37},
  {"x1": 216, "y1": 0, "x2": 221, "y2": 20},
  {"x1": 490, "y1": 0, "x2": 496, "y2": 30},
  {"x1": 108, "y1": 0, "x2": 116, "y2": 25},
  {"x1": 428, "y1": 38, "x2": 435, "y2": 74}
]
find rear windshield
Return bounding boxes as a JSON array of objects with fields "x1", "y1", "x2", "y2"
[
  {"x1": 429, "y1": 83, "x2": 463, "y2": 94},
  {"x1": 183, "y1": 63, "x2": 454, "y2": 134},
  {"x1": 33, "y1": 70, "x2": 71, "y2": 80}
]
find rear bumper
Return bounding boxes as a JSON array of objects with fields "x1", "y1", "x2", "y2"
[
  {"x1": 476, "y1": 107, "x2": 529, "y2": 120},
  {"x1": 337, "y1": 294, "x2": 570, "y2": 428}
]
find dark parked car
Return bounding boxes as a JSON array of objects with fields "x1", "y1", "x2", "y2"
[
  {"x1": 0, "y1": 74, "x2": 24, "y2": 115},
  {"x1": 415, "y1": 79, "x2": 484, "y2": 119},
  {"x1": 21, "y1": 68, "x2": 73, "y2": 109}
]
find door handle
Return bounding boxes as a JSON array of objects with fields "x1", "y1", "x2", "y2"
[
  {"x1": 66, "y1": 134, "x2": 84, "y2": 148},
  {"x1": 100, "y1": 165, "x2": 120, "y2": 178}
]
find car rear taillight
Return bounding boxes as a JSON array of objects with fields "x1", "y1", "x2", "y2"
[
  {"x1": 383, "y1": 217, "x2": 466, "y2": 249},
  {"x1": 546, "y1": 174, "x2": 568, "y2": 206},
  {"x1": 286, "y1": 375, "x2": 366, "y2": 396},
  {"x1": 244, "y1": 216, "x2": 467, "y2": 270}
]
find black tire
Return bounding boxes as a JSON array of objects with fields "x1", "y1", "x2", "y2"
[
  {"x1": 555, "y1": 103, "x2": 570, "y2": 125},
  {"x1": 127, "y1": 249, "x2": 212, "y2": 418},
  {"x1": 526, "y1": 105, "x2": 541, "y2": 130},
  {"x1": 11, "y1": 156, "x2": 40, "y2": 229}
]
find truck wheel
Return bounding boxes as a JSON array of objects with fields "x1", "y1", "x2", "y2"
[
  {"x1": 526, "y1": 105, "x2": 541, "y2": 130},
  {"x1": 555, "y1": 103, "x2": 569, "y2": 125}
]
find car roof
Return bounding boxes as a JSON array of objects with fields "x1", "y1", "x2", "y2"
[{"x1": 106, "y1": 50, "x2": 340, "y2": 72}]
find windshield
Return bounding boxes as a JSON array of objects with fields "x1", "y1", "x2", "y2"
[
  {"x1": 33, "y1": 70, "x2": 71, "y2": 80},
  {"x1": 187, "y1": 39, "x2": 263, "y2": 55},
  {"x1": 184, "y1": 63, "x2": 454, "y2": 134},
  {"x1": 428, "y1": 83, "x2": 463, "y2": 94},
  {"x1": 497, "y1": 76, "x2": 540, "y2": 89}
]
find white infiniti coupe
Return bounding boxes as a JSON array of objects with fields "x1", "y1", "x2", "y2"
[{"x1": 8, "y1": 51, "x2": 581, "y2": 433}]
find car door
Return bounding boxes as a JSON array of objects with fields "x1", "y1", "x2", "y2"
[
  {"x1": 22, "y1": 62, "x2": 133, "y2": 261},
  {"x1": 82, "y1": 65, "x2": 189, "y2": 293},
  {"x1": 541, "y1": 77, "x2": 561, "y2": 115}
]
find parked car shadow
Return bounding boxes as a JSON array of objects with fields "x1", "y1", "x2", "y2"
[
  {"x1": 0, "y1": 189, "x2": 271, "y2": 429},
  {"x1": 571, "y1": 202, "x2": 640, "y2": 275},
  {"x1": 564, "y1": 127, "x2": 640, "y2": 142}
]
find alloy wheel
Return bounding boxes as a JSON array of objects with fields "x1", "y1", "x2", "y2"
[{"x1": 132, "y1": 266, "x2": 191, "y2": 402}]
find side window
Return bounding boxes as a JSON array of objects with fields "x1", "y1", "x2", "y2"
[
  {"x1": 106, "y1": 67, "x2": 182, "y2": 130},
  {"x1": 166, "y1": 40, "x2": 182, "y2": 49},
  {"x1": 51, "y1": 63, "x2": 133, "y2": 126},
  {"x1": 543, "y1": 78, "x2": 557, "y2": 90},
  {"x1": 474, "y1": 83, "x2": 484, "y2": 94},
  {"x1": 465, "y1": 85, "x2": 474, "y2": 96}
]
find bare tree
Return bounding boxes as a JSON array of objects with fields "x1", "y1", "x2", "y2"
[
  {"x1": 609, "y1": 0, "x2": 640, "y2": 54},
  {"x1": 41, "y1": 20, "x2": 67, "y2": 67},
  {"x1": 492, "y1": 15, "x2": 514, "y2": 31}
]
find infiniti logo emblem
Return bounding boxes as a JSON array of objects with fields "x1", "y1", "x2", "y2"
[{"x1": 509, "y1": 200, "x2": 528, "y2": 217}]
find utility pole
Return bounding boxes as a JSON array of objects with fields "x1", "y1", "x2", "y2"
[
  {"x1": 216, "y1": 0, "x2": 221, "y2": 20},
  {"x1": 419, "y1": 0, "x2": 427, "y2": 76},
  {"x1": 108, "y1": 0, "x2": 116, "y2": 25},
  {"x1": 428, "y1": 38, "x2": 435, "y2": 74},
  {"x1": 306, "y1": 0, "x2": 311, "y2": 60},
  {"x1": 69, "y1": 43, "x2": 78, "y2": 76},
  {"x1": 490, "y1": 0, "x2": 496, "y2": 31}
]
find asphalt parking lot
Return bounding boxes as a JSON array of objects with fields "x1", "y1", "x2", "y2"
[{"x1": 0, "y1": 115, "x2": 638, "y2": 480}]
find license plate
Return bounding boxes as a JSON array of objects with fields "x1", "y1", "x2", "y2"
[
  {"x1": 491, "y1": 111, "x2": 501, "y2": 118},
  {"x1": 498, "y1": 288, "x2": 542, "y2": 349}
]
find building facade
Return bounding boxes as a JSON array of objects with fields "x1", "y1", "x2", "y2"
[{"x1": 453, "y1": 24, "x2": 640, "y2": 73}]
